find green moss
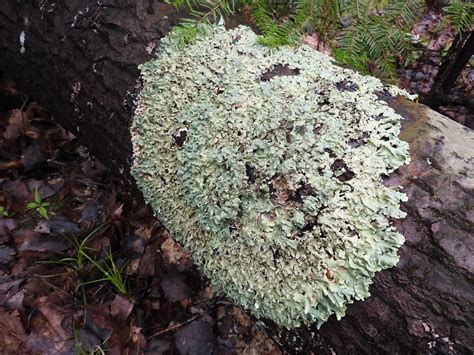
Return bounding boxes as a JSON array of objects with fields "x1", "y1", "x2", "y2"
[{"x1": 131, "y1": 25, "x2": 413, "y2": 328}]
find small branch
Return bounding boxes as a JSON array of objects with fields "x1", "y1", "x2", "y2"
[{"x1": 147, "y1": 314, "x2": 199, "y2": 339}]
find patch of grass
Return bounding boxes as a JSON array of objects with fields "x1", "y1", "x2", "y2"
[
  {"x1": 80, "y1": 248, "x2": 129, "y2": 295},
  {"x1": 38, "y1": 224, "x2": 107, "y2": 271},
  {"x1": 26, "y1": 188, "x2": 50, "y2": 219}
]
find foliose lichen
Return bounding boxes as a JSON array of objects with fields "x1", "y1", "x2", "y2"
[{"x1": 131, "y1": 25, "x2": 413, "y2": 329}]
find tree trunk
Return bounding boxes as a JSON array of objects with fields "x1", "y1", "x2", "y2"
[
  {"x1": 1, "y1": 1, "x2": 473, "y2": 354},
  {"x1": 0, "y1": 0, "x2": 179, "y2": 181},
  {"x1": 422, "y1": 30, "x2": 474, "y2": 111}
]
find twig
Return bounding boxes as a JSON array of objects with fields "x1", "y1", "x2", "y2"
[
  {"x1": 19, "y1": 95, "x2": 29, "y2": 135},
  {"x1": 0, "y1": 160, "x2": 22, "y2": 171},
  {"x1": 147, "y1": 314, "x2": 199, "y2": 339}
]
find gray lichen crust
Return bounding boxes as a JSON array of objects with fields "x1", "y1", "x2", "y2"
[{"x1": 131, "y1": 25, "x2": 412, "y2": 329}]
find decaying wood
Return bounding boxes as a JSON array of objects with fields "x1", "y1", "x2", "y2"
[{"x1": 1, "y1": 1, "x2": 473, "y2": 353}]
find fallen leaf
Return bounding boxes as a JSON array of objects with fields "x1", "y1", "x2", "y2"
[
  {"x1": 36, "y1": 218, "x2": 80, "y2": 236},
  {"x1": 161, "y1": 273, "x2": 193, "y2": 303},
  {"x1": 146, "y1": 335, "x2": 173, "y2": 354},
  {"x1": 175, "y1": 320, "x2": 216, "y2": 355},
  {"x1": 2, "y1": 109, "x2": 25, "y2": 140},
  {"x1": 110, "y1": 294, "x2": 133, "y2": 321},
  {"x1": 0, "y1": 246, "x2": 15, "y2": 264},
  {"x1": 34, "y1": 296, "x2": 69, "y2": 339},
  {"x1": 21, "y1": 141, "x2": 47, "y2": 172},
  {"x1": 0, "y1": 218, "x2": 19, "y2": 241},
  {"x1": 15, "y1": 229, "x2": 69, "y2": 254},
  {"x1": 0, "y1": 309, "x2": 27, "y2": 352}
]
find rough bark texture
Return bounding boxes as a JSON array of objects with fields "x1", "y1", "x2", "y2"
[
  {"x1": 0, "y1": 0, "x2": 179, "y2": 180},
  {"x1": 1, "y1": 2, "x2": 473, "y2": 354}
]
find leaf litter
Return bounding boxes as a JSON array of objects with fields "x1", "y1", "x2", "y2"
[{"x1": 0, "y1": 78, "x2": 280, "y2": 354}]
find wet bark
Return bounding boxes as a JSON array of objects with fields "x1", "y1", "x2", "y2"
[
  {"x1": 0, "y1": 0, "x2": 179, "y2": 181},
  {"x1": 423, "y1": 31, "x2": 474, "y2": 111},
  {"x1": 1, "y1": 1, "x2": 473, "y2": 354}
]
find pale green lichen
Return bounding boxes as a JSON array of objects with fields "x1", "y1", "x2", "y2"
[{"x1": 131, "y1": 25, "x2": 412, "y2": 329}]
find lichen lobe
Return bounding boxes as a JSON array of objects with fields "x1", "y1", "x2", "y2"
[{"x1": 131, "y1": 25, "x2": 412, "y2": 329}]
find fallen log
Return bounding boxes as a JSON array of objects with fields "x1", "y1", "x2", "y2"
[{"x1": 1, "y1": 1, "x2": 473, "y2": 353}]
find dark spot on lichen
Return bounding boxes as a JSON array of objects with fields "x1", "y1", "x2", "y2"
[
  {"x1": 296, "y1": 216, "x2": 318, "y2": 237},
  {"x1": 348, "y1": 229, "x2": 358, "y2": 238},
  {"x1": 295, "y1": 125, "x2": 306, "y2": 135},
  {"x1": 272, "y1": 249, "x2": 281, "y2": 266},
  {"x1": 331, "y1": 159, "x2": 355, "y2": 182},
  {"x1": 318, "y1": 96, "x2": 331, "y2": 106},
  {"x1": 313, "y1": 124, "x2": 324, "y2": 135},
  {"x1": 373, "y1": 114, "x2": 386, "y2": 121},
  {"x1": 245, "y1": 163, "x2": 257, "y2": 184},
  {"x1": 289, "y1": 182, "x2": 316, "y2": 204},
  {"x1": 336, "y1": 80, "x2": 359, "y2": 92},
  {"x1": 324, "y1": 148, "x2": 337, "y2": 158},
  {"x1": 172, "y1": 129, "x2": 187, "y2": 147},
  {"x1": 232, "y1": 35, "x2": 241, "y2": 44},
  {"x1": 228, "y1": 222, "x2": 238, "y2": 234},
  {"x1": 260, "y1": 64, "x2": 300, "y2": 82},
  {"x1": 348, "y1": 132, "x2": 370, "y2": 148}
]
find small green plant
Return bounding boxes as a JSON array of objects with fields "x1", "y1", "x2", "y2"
[
  {"x1": 40, "y1": 224, "x2": 107, "y2": 271},
  {"x1": 0, "y1": 206, "x2": 9, "y2": 218},
  {"x1": 80, "y1": 248, "x2": 129, "y2": 295},
  {"x1": 26, "y1": 188, "x2": 50, "y2": 219}
]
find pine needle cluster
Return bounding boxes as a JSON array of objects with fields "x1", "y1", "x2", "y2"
[{"x1": 166, "y1": 0, "x2": 473, "y2": 79}]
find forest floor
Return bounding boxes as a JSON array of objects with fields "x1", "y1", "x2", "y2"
[
  {"x1": 0, "y1": 10, "x2": 472, "y2": 355},
  {"x1": 0, "y1": 79, "x2": 281, "y2": 354}
]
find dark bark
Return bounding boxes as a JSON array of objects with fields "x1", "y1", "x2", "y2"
[
  {"x1": 1, "y1": 2, "x2": 473, "y2": 354},
  {"x1": 0, "y1": 0, "x2": 179, "y2": 181},
  {"x1": 423, "y1": 31, "x2": 474, "y2": 110}
]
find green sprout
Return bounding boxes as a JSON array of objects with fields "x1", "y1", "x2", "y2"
[
  {"x1": 26, "y1": 188, "x2": 50, "y2": 219},
  {"x1": 0, "y1": 206, "x2": 9, "y2": 218}
]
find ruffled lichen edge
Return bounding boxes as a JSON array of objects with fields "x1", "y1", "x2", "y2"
[{"x1": 131, "y1": 25, "x2": 413, "y2": 329}]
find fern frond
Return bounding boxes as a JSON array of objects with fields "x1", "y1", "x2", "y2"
[
  {"x1": 445, "y1": 0, "x2": 473, "y2": 34},
  {"x1": 166, "y1": 0, "x2": 239, "y2": 46},
  {"x1": 385, "y1": 0, "x2": 421, "y2": 27}
]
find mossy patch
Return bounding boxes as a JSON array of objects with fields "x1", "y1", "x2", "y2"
[{"x1": 131, "y1": 25, "x2": 413, "y2": 328}]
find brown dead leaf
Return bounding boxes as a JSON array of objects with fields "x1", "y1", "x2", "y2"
[
  {"x1": 26, "y1": 311, "x2": 73, "y2": 354},
  {"x1": 175, "y1": 320, "x2": 216, "y2": 355},
  {"x1": 160, "y1": 231, "x2": 191, "y2": 269},
  {"x1": 129, "y1": 326, "x2": 147, "y2": 354},
  {"x1": 0, "y1": 308, "x2": 27, "y2": 352},
  {"x1": 2, "y1": 109, "x2": 25, "y2": 140},
  {"x1": 161, "y1": 273, "x2": 193, "y2": 303},
  {"x1": 34, "y1": 295, "x2": 69, "y2": 339},
  {"x1": 110, "y1": 294, "x2": 134, "y2": 321},
  {"x1": 15, "y1": 229, "x2": 70, "y2": 254}
]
